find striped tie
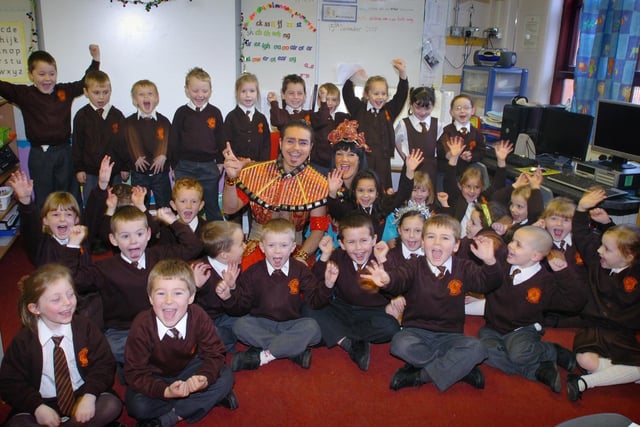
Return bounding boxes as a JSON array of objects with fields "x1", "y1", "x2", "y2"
[
  {"x1": 52, "y1": 336, "x2": 75, "y2": 416},
  {"x1": 436, "y1": 266, "x2": 446, "y2": 279}
]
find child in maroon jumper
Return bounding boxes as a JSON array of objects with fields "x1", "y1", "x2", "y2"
[
  {"x1": 267, "y1": 74, "x2": 312, "y2": 132},
  {"x1": 567, "y1": 188, "x2": 640, "y2": 401},
  {"x1": 0, "y1": 45, "x2": 100, "y2": 209},
  {"x1": 124, "y1": 259, "x2": 237, "y2": 427},
  {"x1": 0, "y1": 264, "x2": 121, "y2": 427},
  {"x1": 217, "y1": 219, "x2": 338, "y2": 371}
]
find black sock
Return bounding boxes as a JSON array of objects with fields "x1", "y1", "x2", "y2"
[{"x1": 339, "y1": 337, "x2": 352, "y2": 352}]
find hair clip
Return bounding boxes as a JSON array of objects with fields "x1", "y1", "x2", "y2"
[{"x1": 328, "y1": 119, "x2": 371, "y2": 152}]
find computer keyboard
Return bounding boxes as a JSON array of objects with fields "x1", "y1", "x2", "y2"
[
  {"x1": 0, "y1": 145, "x2": 18, "y2": 176},
  {"x1": 506, "y1": 154, "x2": 537, "y2": 167},
  {"x1": 546, "y1": 173, "x2": 628, "y2": 198}
]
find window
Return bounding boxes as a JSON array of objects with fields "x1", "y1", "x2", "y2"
[{"x1": 551, "y1": 0, "x2": 640, "y2": 105}]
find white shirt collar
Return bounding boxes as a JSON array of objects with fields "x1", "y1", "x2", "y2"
[
  {"x1": 428, "y1": 258, "x2": 452, "y2": 277},
  {"x1": 352, "y1": 256, "x2": 371, "y2": 272},
  {"x1": 402, "y1": 243, "x2": 424, "y2": 259},
  {"x1": 38, "y1": 318, "x2": 73, "y2": 346},
  {"x1": 121, "y1": 253, "x2": 146, "y2": 269},
  {"x1": 510, "y1": 262, "x2": 541, "y2": 285},
  {"x1": 410, "y1": 114, "x2": 431, "y2": 129},
  {"x1": 241, "y1": 105, "x2": 256, "y2": 115},
  {"x1": 137, "y1": 110, "x2": 158, "y2": 120},
  {"x1": 186, "y1": 216, "x2": 199, "y2": 232},
  {"x1": 611, "y1": 265, "x2": 629, "y2": 275},
  {"x1": 208, "y1": 256, "x2": 229, "y2": 278},
  {"x1": 156, "y1": 312, "x2": 188, "y2": 340},
  {"x1": 366, "y1": 101, "x2": 378, "y2": 113},
  {"x1": 267, "y1": 260, "x2": 290, "y2": 276},
  {"x1": 53, "y1": 235, "x2": 69, "y2": 246},
  {"x1": 286, "y1": 105, "x2": 303, "y2": 114},
  {"x1": 91, "y1": 103, "x2": 111, "y2": 118},
  {"x1": 554, "y1": 234, "x2": 573, "y2": 249},
  {"x1": 454, "y1": 120, "x2": 470, "y2": 133},
  {"x1": 188, "y1": 101, "x2": 208, "y2": 111}
]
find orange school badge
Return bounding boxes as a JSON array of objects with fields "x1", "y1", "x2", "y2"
[
  {"x1": 623, "y1": 276, "x2": 638, "y2": 293},
  {"x1": 448, "y1": 279, "x2": 462, "y2": 296},
  {"x1": 526, "y1": 287, "x2": 542, "y2": 304}
]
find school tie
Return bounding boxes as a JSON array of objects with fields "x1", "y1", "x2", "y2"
[
  {"x1": 409, "y1": 253, "x2": 419, "y2": 259},
  {"x1": 460, "y1": 127, "x2": 468, "y2": 136},
  {"x1": 436, "y1": 266, "x2": 446, "y2": 280},
  {"x1": 131, "y1": 261, "x2": 139, "y2": 269},
  {"x1": 509, "y1": 268, "x2": 521, "y2": 282},
  {"x1": 167, "y1": 327, "x2": 180, "y2": 339},
  {"x1": 293, "y1": 109, "x2": 300, "y2": 114},
  {"x1": 52, "y1": 336, "x2": 75, "y2": 416},
  {"x1": 95, "y1": 108, "x2": 104, "y2": 118},
  {"x1": 246, "y1": 110, "x2": 251, "y2": 120},
  {"x1": 196, "y1": 107, "x2": 201, "y2": 112},
  {"x1": 272, "y1": 269, "x2": 285, "y2": 278},
  {"x1": 559, "y1": 240, "x2": 566, "y2": 252},
  {"x1": 419, "y1": 121, "x2": 427, "y2": 134}
]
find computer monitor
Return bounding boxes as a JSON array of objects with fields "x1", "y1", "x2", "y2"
[
  {"x1": 592, "y1": 99, "x2": 640, "y2": 170},
  {"x1": 535, "y1": 108, "x2": 594, "y2": 162}
]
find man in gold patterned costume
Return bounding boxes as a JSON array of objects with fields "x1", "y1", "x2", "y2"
[{"x1": 222, "y1": 119, "x2": 330, "y2": 268}]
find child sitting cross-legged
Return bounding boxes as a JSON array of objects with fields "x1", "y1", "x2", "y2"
[
  {"x1": 370, "y1": 214, "x2": 503, "y2": 391},
  {"x1": 217, "y1": 218, "x2": 338, "y2": 371},
  {"x1": 124, "y1": 259, "x2": 237, "y2": 427},
  {"x1": 479, "y1": 226, "x2": 587, "y2": 393}
]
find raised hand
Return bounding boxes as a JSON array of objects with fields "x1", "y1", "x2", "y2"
[
  {"x1": 360, "y1": 260, "x2": 391, "y2": 289},
  {"x1": 98, "y1": 155, "x2": 114, "y2": 190},
  {"x1": 221, "y1": 261, "x2": 241, "y2": 290},
  {"x1": 577, "y1": 188, "x2": 607, "y2": 211},
  {"x1": 405, "y1": 148, "x2": 424, "y2": 175},
  {"x1": 436, "y1": 191, "x2": 449, "y2": 207},
  {"x1": 493, "y1": 140, "x2": 514, "y2": 166},
  {"x1": 89, "y1": 44, "x2": 100, "y2": 61},
  {"x1": 267, "y1": 91, "x2": 278, "y2": 103},
  {"x1": 392, "y1": 58, "x2": 407, "y2": 79},
  {"x1": 222, "y1": 142, "x2": 243, "y2": 179},
  {"x1": 446, "y1": 136, "x2": 465, "y2": 163},
  {"x1": 324, "y1": 261, "x2": 339, "y2": 288},
  {"x1": 156, "y1": 207, "x2": 177, "y2": 224},
  {"x1": 69, "y1": 225, "x2": 88, "y2": 247},
  {"x1": 318, "y1": 235, "x2": 335, "y2": 262},
  {"x1": 470, "y1": 234, "x2": 497, "y2": 265},
  {"x1": 327, "y1": 169, "x2": 344, "y2": 197},
  {"x1": 373, "y1": 240, "x2": 389, "y2": 263},
  {"x1": 589, "y1": 207, "x2": 612, "y2": 225},
  {"x1": 8, "y1": 170, "x2": 33, "y2": 204},
  {"x1": 131, "y1": 186, "x2": 147, "y2": 211},
  {"x1": 191, "y1": 262, "x2": 212, "y2": 288}
]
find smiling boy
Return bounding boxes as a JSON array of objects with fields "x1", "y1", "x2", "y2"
[{"x1": 124, "y1": 259, "x2": 237, "y2": 427}]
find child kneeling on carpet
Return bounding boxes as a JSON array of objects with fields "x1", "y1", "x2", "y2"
[
  {"x1": 0, "y1": 263, "x2": 122, "y2": 427},
  {"x1": 478, "y1": 226, "x2": 586, "y2": 393},
  {"x1": 218, "y1": 219, "x2": 338, "y2": 371},
  {"x1": 372, "y1": 214, "x2": 503, "y2": 391},
  {"x1": 566, "y1": 188, "x2": 640, "y2": 401},
  {"x1": 124, "y1": 259, "x2": 237, "y2": 427}
]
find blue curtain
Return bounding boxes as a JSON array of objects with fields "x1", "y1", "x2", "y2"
[{"x1": 573, "y1": 0, "x2": 640, "y2": 115}]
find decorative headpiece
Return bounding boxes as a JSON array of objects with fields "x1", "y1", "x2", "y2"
[
  {"x1": 392, "y1": 201, "x2": 432, "y2": 225},
  {"x1": 328, "y1": 119, "x2": 371, "y2": 153}
]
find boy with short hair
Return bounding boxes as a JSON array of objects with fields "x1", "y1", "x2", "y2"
[
  {"x1": 437, "y1": 94, "x2": 486, "y2": 176},
  {"x1": 372, "y1": 214, "x2": 503, "y2": 391},
  {"x1": 124, "y1": 259, "x2": 237, "y2": 427},
  {"x1": 61, "y1": 204, "x2": 203, "y2": 363},
  {"x1": 479, "y1": 226, "x2": 586, "y2": 393},
  {"x1": 158, "y1": 177, "x2": 207, "y2": 247},
  {"x1": 303, "y1": 213, "x2": 402, "y2": 371},
  {"x1": 0, "y1": 45, "x2": 100, "y2": 209},
  {"x1": 112, "y1": 79, "x2": 172, "y2": 209},
  {"x1": 191, "y1": 220, "x2": 247, "y2": 353},
  {"x1": 217, "y1": 219, "x2": 337, "y2": 371},
  {"x1": 72, "y1": 69, "x2": 125, "y2": 204},
  {"x1": 169, "y1": 67, "x2": 225, "y2": 221},
  {"x1": 267, "y1": 74, "x2": 312, "y2": 132}
]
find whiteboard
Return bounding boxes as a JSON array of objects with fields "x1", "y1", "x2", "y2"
[{"x1": 317, "y1": 0, "x2": 425, "y2": 88}]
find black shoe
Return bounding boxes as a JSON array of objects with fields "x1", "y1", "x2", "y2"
[
  {"x1": 535, "y1": 361, "x2": 561, "y2": 393},
  {"x1": 135, "y1": 419, "x2": 161, "y2": 427},
  {"x1": 216, "y1": 390, "x2": 239, "y2": 410},
  {"x1": 460, "y1": 366, "x2": 485, "y2": 389},
  {"x1": 389, "y1": 364, "x2": 425, "y2": 391},
  {"x1": 567, "y1": 374, "x2": 585, "y2": 401},
  {"x1": 348, "y1": 340, "x2": 371, "y2": 371},
  {"x1": 231, "y1": 347, "x2": 261, "y2": 371},
  {"x1": 290, "y1": 348, "x2": 312, "y2": 369},
  {"x1": 554, "y1": 344, "x2": 577, "y2": 372}
]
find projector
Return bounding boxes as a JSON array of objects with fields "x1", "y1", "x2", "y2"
[{"x1": 473, "y1": 49, "x2": 517, "y2": 68}]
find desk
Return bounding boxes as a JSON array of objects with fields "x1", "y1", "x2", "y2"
[{"x1": 481, "y1": 156, "x2": 640, "y2": 217}]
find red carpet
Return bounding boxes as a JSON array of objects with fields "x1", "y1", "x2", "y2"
[{"x1": 1, "y1": 237, "x2": 639, "y2": 427}]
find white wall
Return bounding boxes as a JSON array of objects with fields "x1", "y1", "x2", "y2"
[{"x1": 37, "y1": 0, "x2": 238, "y2": 121}]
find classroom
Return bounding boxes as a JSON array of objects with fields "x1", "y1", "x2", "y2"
[{"x1": 0, "y1": 0, "x2": 639, "y2": 426}]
